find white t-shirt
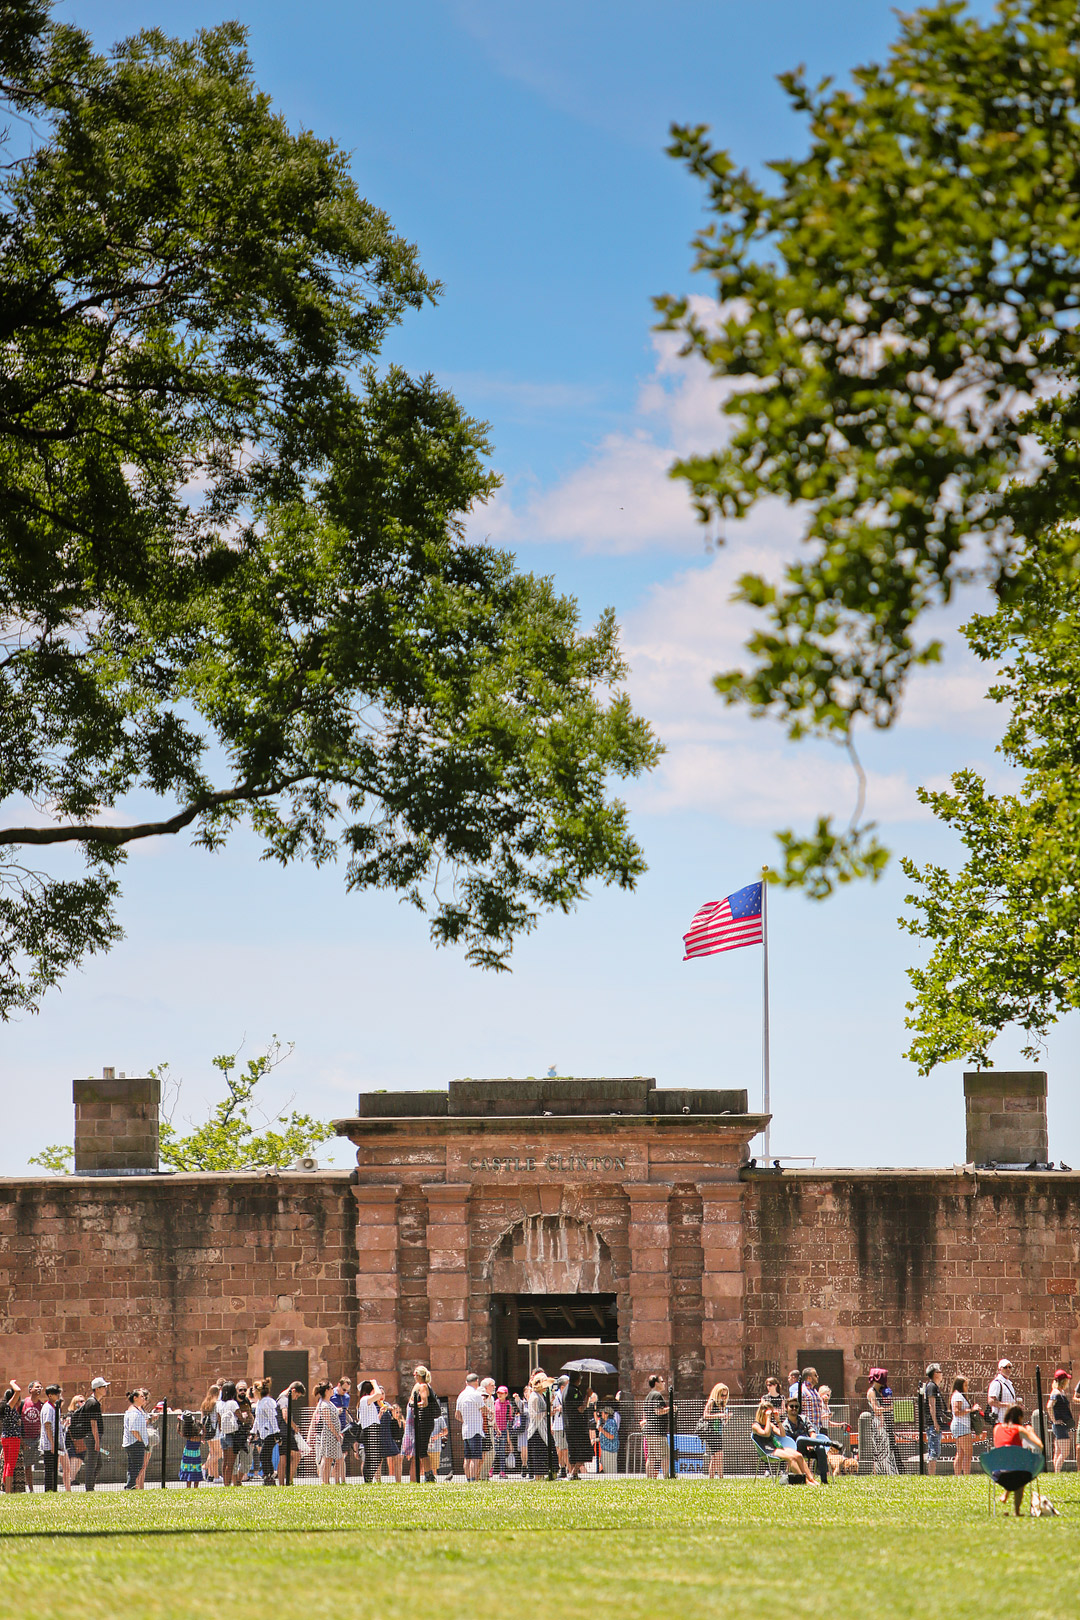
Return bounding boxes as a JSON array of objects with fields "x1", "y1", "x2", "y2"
[
  {"x1": 217, "y1": 1398, "x2": 238, "y2": 1437},
  {"x1": 40, "y1": 1401, "x2": 57, "y2": 1452},
  {"x1": 552, "y1": 1388, "x2": 565, "y2": 1430},
  {"x1": 456, "y1": 1386, "x2": 485, "y2": 1440},
  {"x1": 356, "y1": 1395, "x2": 380, "y2": 1428},
  {"x1": 254, "y1": 1395, "x2": 280, "y2": 1440},
  {"x1": 988, "y1": 1375, "x2": 1016, "y2": 1416}
]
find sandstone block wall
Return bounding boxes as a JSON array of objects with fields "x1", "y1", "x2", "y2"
[
  {"x1": 742, "y1": 1170, "x2": 1080, "y2": 1399},
  {"x1": 0, "y1": 1174, "x2": 358, "y2": 1406}
]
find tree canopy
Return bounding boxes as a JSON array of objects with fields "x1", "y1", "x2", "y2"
[
  {"x1": 659, "y1": 0, "x2": 1080, "y2": 1064},
  {"x1": 658, "y1": 0, "x2": 1080, "y2": 891},
  {"x1": 0, "y1": 3, "x2": 659, "y2": 1015}
]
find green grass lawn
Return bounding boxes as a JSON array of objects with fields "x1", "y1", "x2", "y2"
[{"x1": 2, "y1": 1477, "x2": 1078, "y2": 1620}]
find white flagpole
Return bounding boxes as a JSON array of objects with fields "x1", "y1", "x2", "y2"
[{"x1": 761, "y1": 866, "x2": 770, "y2": 1162}]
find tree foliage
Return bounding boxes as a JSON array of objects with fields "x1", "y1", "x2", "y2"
[
  {"x1": 0, "y1": 3, "x2": 659, "y2": 1015},
  {"x1": 902, "y1": 532, "x2": 1080, "y2": 1070},
  {"x1": 27, "y1": 1038, "x2": 333, "y2": 1171},
  {"x1": 658, "y1": 0, "x2": 1080, "y2": 895},
  {"x1": 156, "y1": 1040, "x2": 333, "y2": 1171}
]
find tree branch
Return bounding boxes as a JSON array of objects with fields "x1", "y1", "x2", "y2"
[{"x1": 0, "y1": 774, "x2": 316, "y2": 848}]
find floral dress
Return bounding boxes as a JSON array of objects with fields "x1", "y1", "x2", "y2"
[{"x1": 313, "y1": 1398, "x2": 343, "y2": 1465}]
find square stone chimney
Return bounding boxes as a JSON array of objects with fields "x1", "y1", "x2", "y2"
[
  {"x1": 964, "y1": 1070, "x2": 1048, "y2": 1167},
  {"x1": 73, "y1": 1067, "x2": 160, "y2": 1174}
]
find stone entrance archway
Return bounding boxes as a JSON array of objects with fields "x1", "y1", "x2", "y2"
[{"x1": 487, "y1": 1213, "x2": 619, "y2": 1390}]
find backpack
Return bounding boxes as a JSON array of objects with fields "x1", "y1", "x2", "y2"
[{"x1": 69, "y1": 1404, "x2": 91, "y2": 1440}]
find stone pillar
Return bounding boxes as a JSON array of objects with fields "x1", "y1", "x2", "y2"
[
  {"x1": 699, "y1": 1184, "x2": 745, "y2": 1394},
  {"x1": 424, "y1": 1184, "x2": 470, "y2": 1394},
  {"x1": 352, "y1": 1184, "x2": 401, "y2": 1396},
  {"x1": 626, "y1": 1185, "x2": 672, "y2": 1388},
  {"x1": 73, "y1": 1069, "x2": 160, "y2": 1172},
  {"x1": 964, "y1": 1071, "x2": 1048, "y2": 1166}
]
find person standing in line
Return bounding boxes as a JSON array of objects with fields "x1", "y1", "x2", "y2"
[
  {"x1": 597, "y1": 1401, "x2": 620, "y2": 1475},
  {"x1": 122, "y1": 1389, "x2": 151, "y2": 1489},
  {"x1": 408, "y1": 1366, "x2": 437, "y2": 1483},
  {"x1": 252, "y1": 1379, "x2": 279, "y2": 1485},
  {"x1": 306, "y1": 1382, "x2": 344, "y2": 1485},
  {"x1": 798, "y1": 1369, "x2": 824, "y2": 1433},
  {"x1": 478, "y1": 1378, "x2": 497, "y2": 1480},
  {"x1": 216, "y1": 1381, "x2": 240, "y2": 1487},
  {"x1": 63, "y1": 1395, "x2": 85, "y2": 1491},
  {"x1": 330, "y1": 1377, "x2": 352, "y2": 1483},
  {"x1": 356, "y1": 1380, "x2": 382, "y2": 1484},
  {"x1": 763, "y1": 1377, "x2": 784, "y2": 1413},
  {"x1": 80, "y1": 1377, "x2": 107, "y2": 1492},
  {"x1": 552, "y1": 1376, "x2": 568, "y2": 1478},
  {"x1": 379, "y1": 1401, "x2": 404, "y2": 1483},
  {"x1": 703, "y1": 1382, "x2": 728, "y2": 1479},
  {"x1": 455, "y1": 1372, "x2": 485, "y2": 1482},
  {"x1": 643, "y1": 1375, "x2": 670, "y2": 1479},
  {"x1": 511, "y1": 1391, "x2": 528, "y2": 1474},
  {"x1": 987, "y1": 1358, "x2": 1017, "y2": 1426},
  {"x1": 200, "y1": 1383, "x2": 222, "y2": 1483},
  {"x1": 19, "y1": 1381, "x2": 44, "y2": 1493},
  {"x1": 787, "y1": 1368, "x2": 801, "y2": 1400},
  {"x1": 135, "y1": 1390, "x2": 158, "y2": 1489},
  {"x1": 563, "y1": 1377, "x2": 592, "y2": 1479},
  {"x1": 179, "y1": 1411, "x2": 203, "y2": 1487},
  {"x1": 950, "y1": 1375, "x2": 973, "y2": 1475},
  {"x1": 1047, "y1": 1369, "x2": 1073, "y2": 1472},
  {"x1": 233, "y1": 1381, "x2": 255, "y2": 1482},
  {"x1": 40, "y1": 1384, "x2": 61, "y2": 1493},
  {"x1": 1, "y1": 1383, "x2": 23, "y2": 1493},
  {"x1": 493, "y1": 1385, "x2": 511, "y2": 1478},
  {"x1": 276, "y1": 1381, "x2": 306, "y2": 1485},
  {"x1": 920, "y1": 1364, "x2": 947, "y2": 1476},
  {"x1": 526, "y1": 1372, "x2": 551, "y2": 1479}
]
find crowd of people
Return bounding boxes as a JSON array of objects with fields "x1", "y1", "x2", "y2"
[{"x1": 0, "y1": 1354, "x2": 1068, "y2": 1492}]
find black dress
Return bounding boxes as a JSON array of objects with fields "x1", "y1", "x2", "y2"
[{"x1": 563, "y1": 1383, "x2": 593, "y2": 1468}]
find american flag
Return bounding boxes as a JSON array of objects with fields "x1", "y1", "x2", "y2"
[{"x1": 682, "y1": 882, "x2": 764, "y2": 960}]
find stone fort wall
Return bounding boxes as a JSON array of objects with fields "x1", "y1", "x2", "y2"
[{"x1": 3, "y1": 1164, "x2": 1079, "y2": 1406}]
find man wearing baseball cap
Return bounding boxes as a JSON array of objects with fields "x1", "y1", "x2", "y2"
[
  {"x1": 987, "y1": 1359, "x2": 1016, "y2": 1427},
  {"x1": 82, "y1": 1377, "x2": 109, "y2": 1492},
  {"x1": 920, "y1": 1365, "x2": 946, "y2": 1475}
]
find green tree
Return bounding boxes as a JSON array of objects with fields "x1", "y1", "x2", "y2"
[
  {"x1": 902, "y1": 531, "x2": 1080, "y2": 1070},
  {"x1": 0, "y1": 4, "x2": 659, "y2": 1017},
  {"x1": 28, "y1": 1038, "x2": 334, "y2": 1171},
  {"x1": 657, "y1": 0, "x2": 1080, "y2": 895},
  {"x1": 156, "y1": 1039, "x2": 333, "y2": 1171}
]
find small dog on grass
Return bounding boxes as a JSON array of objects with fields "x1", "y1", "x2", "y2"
[{"x1": 1029, "y1": 1491, "x2": 1060, "y2": 1517}]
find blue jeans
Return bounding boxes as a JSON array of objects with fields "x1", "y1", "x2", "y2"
[{"x1": 125, "y1": 1440, "x2": 146, "y2": 1489}]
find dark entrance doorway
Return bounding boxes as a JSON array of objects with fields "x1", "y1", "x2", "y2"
[{"x1": 491, "y1": 1293, "x2": 618, "y2": 1392}]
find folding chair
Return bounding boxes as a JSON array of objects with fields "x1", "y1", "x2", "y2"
[
  {"x1": 753, "y1": 1437, "x2": 798, "y2": 1484},
  {"x1": 977, "y1": 1445, "x2": 1045, "y2": 1516}
]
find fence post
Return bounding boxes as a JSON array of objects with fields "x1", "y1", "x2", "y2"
[
  {"x1": 917, "y1": 1390, "x2": 926, "y2": 1477},
  {"x1": 545, "y1": 1385, "x2": 555, "y2": 1480},
  {"x1": 161, "y1": 1397, "x2": 168, "y2": 1488},
  {"x1": 668, "y1": 1379, "x2": 676, "y2": 1479},
  {"x1": 285, "y1": 1390, "x2": 294, "y2": 1486},
  {"x1": 1035, "y1": 1366, "x2": 1046, "y2": 1463},
  {"x1": 857, "y1": 1410, "x2": 873, "y2": 1474}
]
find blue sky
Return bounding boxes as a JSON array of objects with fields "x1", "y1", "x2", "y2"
[{"x1": 8, "y1": 0, "x2": 1075, "y2": 1177}]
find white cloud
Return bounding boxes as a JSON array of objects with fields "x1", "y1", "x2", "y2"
[
  {"x1": 620, "y1": 549, "x2": 1006, "y2": 826},
  {"x1": 474, "y1": 301, "x2": 737, "y2": 555}
]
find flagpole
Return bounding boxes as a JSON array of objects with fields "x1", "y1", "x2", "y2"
[{"x1": 761, "y1": 866, "x2": 770, "y2": 1162}]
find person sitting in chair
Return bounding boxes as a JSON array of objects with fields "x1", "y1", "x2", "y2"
[
  {"x1": 783, "y1": 1398, "x2": 831, "y2": 1485},
  {"x1": 991, "y1": 1404, "x2": 1043, "y2": 1517},
  {"x1": 752, "y1": 1400, "x2": 815, "y2": 1483}
]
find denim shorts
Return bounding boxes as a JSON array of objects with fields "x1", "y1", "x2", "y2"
[
  {"x1": 463, "y1": 1435, "x2": 483, "y2": 1460},
  {"x1": 926, "y1": 1427, "x2": 941, "y2": 1459}
]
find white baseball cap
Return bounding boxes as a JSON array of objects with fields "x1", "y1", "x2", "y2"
[{"x1": 997, "y1": 1358, "x2": 1013, "y2": 1370}]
